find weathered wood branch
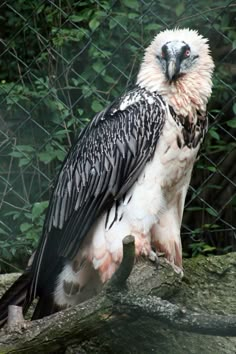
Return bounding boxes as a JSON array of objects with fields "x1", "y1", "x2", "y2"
[
  {"x1": 1, "y1": 287, "x2": 236, "y2": 353},
  {"x1": 115, "y1": 293, "x2": 236, "y2": 336},
  {"x1": 0, "y1": 242, "x2": 236, "y2": 353},
  {"x1": 107, "y1": 234, "x2": 135, "y2": 290},
  {"x1": 7, "y1": 305, "x2": 24, "y2": 329}
]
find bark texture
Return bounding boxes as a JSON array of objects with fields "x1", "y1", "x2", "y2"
[{"x1": 0, "y1": 252, "x2": 236, "y2": 354}]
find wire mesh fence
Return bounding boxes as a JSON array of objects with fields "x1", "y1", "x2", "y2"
[{"x1": 0, "y1": 0, "x2": 235, "y2": 271}]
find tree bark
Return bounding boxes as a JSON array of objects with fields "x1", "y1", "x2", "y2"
[{"x1": 0, "y1": 251, "x2": 236, "y2": 354}]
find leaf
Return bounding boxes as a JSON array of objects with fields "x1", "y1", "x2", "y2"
[
  {"x1": 56, "y1": 150, "x2": 66, "y2": 161},
  {"x1": 53, "y1": 130, "x2": 68, "y2": 137},
  {"x1": 175, "y1": 2, "x2": 185, "y2": 16},
  {"x1": 144, "y1": 24, "x2": 162, "y2": 31},
  {"x1": 123, "y1": 0, "x2": 139, "y2": 10},
  {"x1": 202, "y1": 246, "x2": 216, "y2": 253},
  {"x1": 92, "y1": 62, "x2": 105, "y2": 74},
  {"x1": 226, "y1": 118, "x2": 236, "y2": 128},
  {"x1": 103, "y1": 75, "x2": 116, "y2": 84},
  {"x1": 20, "y1": 223, "x2": 32, "y2": 233},
  {"x1": 92, "y1": 100, "x2": 103, "y2": 113},
  {"x1": 37, "y1": 151, "x2": 55, "y2": 164},
  {"x1": 9, "y1": 151, "x2": 24, "y2": 158},
  {"x1": 0, "y1": 227, "x2": 8, "y2": 236},
  {"x1": 109, "y1": 18, "x2": 117, "y2": 30},
  {"x1": 185, "y1": 207, "x2": 203, "y2": 211},
  {"x1": 207, "y1": 166, "x2": 217, "y2": 172},
  {"x1": 205, "y1": 184, "x2": 221, "y2": 190},
  {"x1": 110, "y1": 15, "x2": 128, "y2": 29},
  {"x1": 89, "y1": 18, "x2": 100, "y2": 31},
  {"x1": 69, "y1": 12, "x2": 92, "y2": 22},
  {"x1": 205, "y1": 208, "x2": 218, "y2": 217},
  {"x1": 209, "y1": 129, "x2": 220, "y2": 140},
  {"x1": 202, "y1": 224, "x2": 219, "y2": 229},
  {"x1": 15, "y1": 145, "x2": 35, "y2": 152},
  {"x1": 32, "y1": 201, "x2": 49, "y2": 221},
  {"x1": 128, "y1": 13, "x2": 139, "y2": 19},
  {"x1": 19, "y1": 158, "x2": 30, "y2": 167}
]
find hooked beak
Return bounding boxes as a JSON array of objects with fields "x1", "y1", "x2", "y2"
[{"x1": 166, "y1": 58, "x2": 181, "y2": 82}]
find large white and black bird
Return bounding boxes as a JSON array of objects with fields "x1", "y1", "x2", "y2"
[{"x1": 0, "y1": 28, "x2": 214, "y2": 324}]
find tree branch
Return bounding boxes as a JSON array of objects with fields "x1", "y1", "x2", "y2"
[
  {"x1": 7, "y1": 305, "x2": 24, "y2": 329},
  {"x1": 106, "y1": 235, "x2": 135, "y2": 290},
  {"x1": 1, "y1": 241, "x2": 236, "y2": 353},
  {"x1": 117, "y1": 293, "x2": 236, "y2": 336}
]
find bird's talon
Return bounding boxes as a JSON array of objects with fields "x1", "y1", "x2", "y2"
[
  {"x1": 148, "y1": 250, "x2": 161, "y2": 269},
  {"x1": 165, "y1": 258, "x2": 184, "y2": 278},
  {"x1": 148, "y1": 250, "x2": 158, "y2": 262},
  {"x1": 156, "y1": 251, "x2": 165, "y2": 258}
]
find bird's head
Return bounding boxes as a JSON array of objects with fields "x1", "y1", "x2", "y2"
[
  {"x1": 157, "y1": 40, "x2": 197, "y2": 82},
  {"x1": 137, "y1": 28, "x2": 215, "y2": 118}
]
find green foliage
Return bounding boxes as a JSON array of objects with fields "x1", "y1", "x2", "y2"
[
  {"x1": 189, "y1": 242, "x2": 216, "y2": 257},
  {"x1": 0, "y1": 0, "x2": 235, "y2": 270},
  {"x1": 0, "y1": 201, "x2": 48, "y2": 272}
]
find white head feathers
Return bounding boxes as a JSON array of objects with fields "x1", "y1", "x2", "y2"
[{"x1": 137, "y1": 28, "x2": 214, "y2": 118}]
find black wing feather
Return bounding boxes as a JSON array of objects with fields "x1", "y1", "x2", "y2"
[{"x1": 30, "y1": 87, "x2": 166, "y2": 297}]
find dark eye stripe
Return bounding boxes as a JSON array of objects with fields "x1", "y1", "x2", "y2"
[{"x1": 161, "y1": 44, "x2": 169, "y2": 60}]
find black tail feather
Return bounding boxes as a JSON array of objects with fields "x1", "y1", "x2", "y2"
[
  {"x1": 0, "y1": 270, "x2": 32, "y2": 328},
  {"x1": 31, "y1": 259, "x2": 64, "y2": 320},
  {"x1": 0, "y1": 251, "x2": 64, "y2": 326}
]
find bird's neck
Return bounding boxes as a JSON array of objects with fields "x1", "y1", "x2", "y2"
[{"x1": 137, "y1": 69, "x2": 212, "y2": 122}]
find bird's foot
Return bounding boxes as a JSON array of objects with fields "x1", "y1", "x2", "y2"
[
  {"x1": 148, "y1": 250, "x2": 166, "y2": 269},
  {"x1": 148, "y1": 250, "x2": 183, "y2": 276},
  {"x1": 164, "y1": 258, "x2": 184, "y2": 277}
]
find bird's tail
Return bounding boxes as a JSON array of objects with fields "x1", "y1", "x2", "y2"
[{"x1": 0, "y1": 269, "x2": 32, "y2": 328}]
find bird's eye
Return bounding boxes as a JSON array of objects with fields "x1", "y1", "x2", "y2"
[{"x1": 184, "y1": 49, "x2": 191, "y2": 58}]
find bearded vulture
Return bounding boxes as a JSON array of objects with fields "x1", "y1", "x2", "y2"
[{"x1": 0, "y1": 28, "x2": 214, "y2": 325}]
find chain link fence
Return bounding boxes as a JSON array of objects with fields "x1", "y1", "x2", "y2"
[{"x1": 0, "y1": 0, "x2": 235, "y2": 271}]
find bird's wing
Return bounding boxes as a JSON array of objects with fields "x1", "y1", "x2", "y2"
[{"x1": 31, "y1": 87, "x2": 166, "y2": 292}]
